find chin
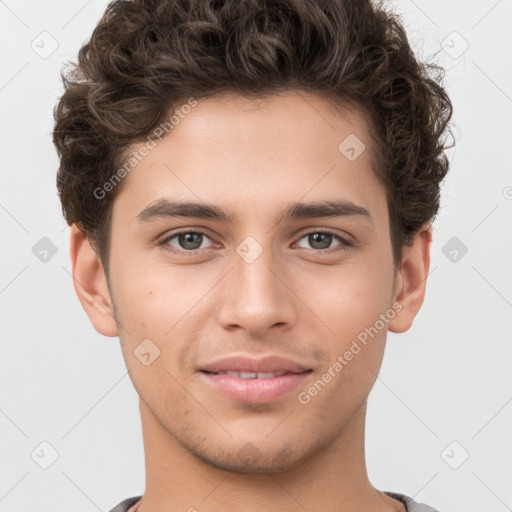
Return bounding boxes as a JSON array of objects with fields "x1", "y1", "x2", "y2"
[{"x1": 189, "y1": 438, "x2": 317, "y2": 474}]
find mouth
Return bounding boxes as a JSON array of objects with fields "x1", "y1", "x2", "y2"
[
  {"x1": 199, "y1": 369, "x2": 313, "y2": 403},
  {"x1": 202, "y1": 370, "x2": 304, "y2": 378}
]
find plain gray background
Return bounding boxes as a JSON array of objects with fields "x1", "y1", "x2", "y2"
[{"x1": 1, "y1": 0, "x2": 511, "y2": 511}]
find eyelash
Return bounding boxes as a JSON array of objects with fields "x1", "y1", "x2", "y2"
[{"x1": 158, "y1": 229, "x2": 353, "y2": 256}]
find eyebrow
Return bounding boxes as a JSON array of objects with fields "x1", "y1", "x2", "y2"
[{"x1": 136, "y1": 198, "x2": 372, "y2": 224}]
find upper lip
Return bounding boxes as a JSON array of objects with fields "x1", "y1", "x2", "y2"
[{"x1": 200, "y1": 355, "x2": 312, "y2": 374}]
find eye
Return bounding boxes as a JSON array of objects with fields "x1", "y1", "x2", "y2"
[
  {"x1": 295, "y1": 230, "x2": 352, "y2": 251},
  {"x1": 158, "y1": 228, "x2": 352, "y2": 256},
  {"x1": 159, "y1": 230, "x2": 215, "y2": 254}
]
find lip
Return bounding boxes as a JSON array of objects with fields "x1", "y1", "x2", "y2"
[
  {"x1": 199, "y1": 370, "x2": 313, "y2": 403},
  {"x1": 198, "y1": 354, "x2": 313, "y2": 404},
  {"x1": 199, "y1": 355, "x2": 312, "y2": 374}
]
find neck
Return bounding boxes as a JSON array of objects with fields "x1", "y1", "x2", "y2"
[{"x1": 133, "y1": 399, "x2": 404, "y2": 512}]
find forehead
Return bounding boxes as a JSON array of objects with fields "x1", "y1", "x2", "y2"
[
  {"x1": 166, "y1": 91, "x2": 375, "y2": 160},
  {"x1": 112, "y1": 91, "x2": 386, "y2": 223}
]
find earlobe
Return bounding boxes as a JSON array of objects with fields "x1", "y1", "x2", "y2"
[
  {"x1": 69, "y1": 224, "x2": 119, "y2": 337},
  {"x1": 388, "y1": 223, "x2": 432, "y2": 334}
]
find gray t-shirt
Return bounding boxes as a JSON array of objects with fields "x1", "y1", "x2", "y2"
[{"x1": 109, "y1": 491, "x2": 441, "y2": 511}]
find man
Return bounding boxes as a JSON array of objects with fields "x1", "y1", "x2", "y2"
[{"x1": 53, "y1": 0, "x2": 454, "y2": 510}]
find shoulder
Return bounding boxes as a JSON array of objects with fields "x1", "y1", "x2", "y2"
[
  {"x1": 385, "y1": 491, "x2": 442, "y2": 512},
  {"x1": 108, "y1": 496, "x2": 142, "y2": 512},
  {"x1": 109, "y1": 493, "x2": 441, "y2": 512}
]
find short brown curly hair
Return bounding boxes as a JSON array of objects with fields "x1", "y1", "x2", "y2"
[{"x1": 53, "y1": 0, "x2": 454, "y2": 278}]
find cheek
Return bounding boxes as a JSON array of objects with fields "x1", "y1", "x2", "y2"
[
  {"x1": 110, "y1": 261, "x2": 208, "y2": 377},
  {"x1": 304, "y1": 261, "x2": 393, "y2": 337},
  {"x1": 110, "y1": 258, "x2": 196, "y2": 334},
  {"x1": 299, "y1": 257, "x2": 393, "y2": 396}
]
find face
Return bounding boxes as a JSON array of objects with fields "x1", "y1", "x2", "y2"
[{"x1": 95, "y1": 92, "x2": 405, "y2": 472}]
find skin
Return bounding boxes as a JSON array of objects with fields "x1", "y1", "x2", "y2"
[{"x1": 70, "y1": 91, "x2": 431, "y2": 512}]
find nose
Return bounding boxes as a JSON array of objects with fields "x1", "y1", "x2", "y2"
[{"x1": 216, "y1": 240, "x2": 298, "y2": 336}]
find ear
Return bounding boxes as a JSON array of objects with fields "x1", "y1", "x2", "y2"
[
  {"x1": 388, "y1": 222, "x2": 432, "y2": 334},
  {"x1": 69, "y1": 223, "x2": 119, "y2": 337}
]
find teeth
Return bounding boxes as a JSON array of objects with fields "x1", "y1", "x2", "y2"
[{"x1": 217, "y1": 370, "x2": 288, "y2": 378}]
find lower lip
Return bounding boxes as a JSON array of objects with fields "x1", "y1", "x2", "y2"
[{"x1": 199, "y1": 371, "x2": 312, "y2": 403}]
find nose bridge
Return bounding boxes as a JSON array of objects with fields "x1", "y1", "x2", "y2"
[{"x1": 217, "y1": 234, "x2": 296, "y2": 333}]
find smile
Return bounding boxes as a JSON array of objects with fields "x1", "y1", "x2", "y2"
[{"x1": 199, "y1": 370, "x2": 313, "y2": 403}]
